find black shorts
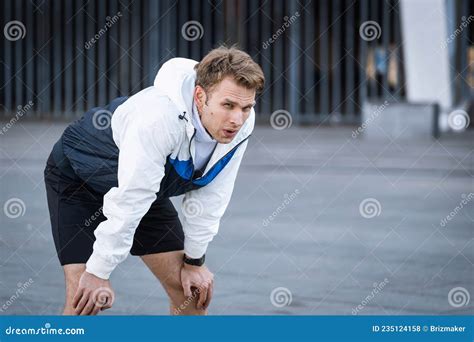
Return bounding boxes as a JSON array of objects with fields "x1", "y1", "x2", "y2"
[{"x1": 44, "y1": 140, "x2": 184, "y2": 266}]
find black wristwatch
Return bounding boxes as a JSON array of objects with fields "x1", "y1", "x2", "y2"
[{"x1": 183, "y1": 254, "x2": 206, "y2": 266}]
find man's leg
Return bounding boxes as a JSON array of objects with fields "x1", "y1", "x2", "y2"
[
  {"x1": 141, "y1": 251, "x2": 208, "y2": 315},
  {"x1": 62, "y1": 264, "x2": 86, "y2": 315}
]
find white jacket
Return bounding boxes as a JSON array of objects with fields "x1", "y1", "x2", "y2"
[{"x1": 85, "y1": 58, "x2": 255, "y2": 279}]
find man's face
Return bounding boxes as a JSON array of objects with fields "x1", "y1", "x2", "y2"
[{"x1": 194, "y1": 77, "x2": 256, "y2": 144}]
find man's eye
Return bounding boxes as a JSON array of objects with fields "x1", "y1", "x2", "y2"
[{"x1": 224, "y1": 103, "x2": 232, "y2": 108}]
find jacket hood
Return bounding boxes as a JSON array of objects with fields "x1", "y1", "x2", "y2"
[{"x1": 154, "y1": 57, "x2": 197, "y2": 116}]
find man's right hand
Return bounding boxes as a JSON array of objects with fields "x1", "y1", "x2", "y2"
[
  {"x1": 180, "y1": 263, "x2": 214, "y2": 310},
  {"x1": 72, "y1": 271, "x2": 115, "y2": 315}
]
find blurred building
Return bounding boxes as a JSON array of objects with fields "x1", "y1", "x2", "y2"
[{"x1": 0, "y1": 0, "x2": 472, "y2": 127}]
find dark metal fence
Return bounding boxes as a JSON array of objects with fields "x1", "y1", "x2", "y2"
[{"x1": 0, "y1": 0, "x2": 470, "y2": 124}]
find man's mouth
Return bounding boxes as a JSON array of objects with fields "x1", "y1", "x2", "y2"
[{"x1": 222, "y1": 129, "x2": 238, "y2": 138}]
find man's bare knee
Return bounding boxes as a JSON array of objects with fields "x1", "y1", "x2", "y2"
[
  {"x1": 169, "y1": 287, "x2": 208, "y2": 315},
  {"x1": 159, "y1": 267, "x2": 208, "y2": 315},
  {"x1": 141, "y1": 252, "x2": 207, "y2": 315}
]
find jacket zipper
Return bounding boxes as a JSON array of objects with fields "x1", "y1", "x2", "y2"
[
  {"x1": 188, "y1": 128, "x2": 197, "y2": 179},
  {"x1": 182, "y1": 110, "x2": 251, "y2": 181},
  {"x1": 192, "y1": 135, "x2": 251, "y2": 182}
]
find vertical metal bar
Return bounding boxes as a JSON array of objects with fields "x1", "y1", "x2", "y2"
[
  {"x1": 108, "y1": 0, "x2": 119, "y2": 100},
  {"x1": 369, "y1": 0, "x2": 378, "y2": 98},
  {"x1": 33, "y1": 1, "x2": 41, "y2": 118},
  {"x1": 247, "y1": 0, "x2": 260, "y2": 116},
  {"x1": 214, "y1": 0, "x2": 225, "y2": 44},
  {"x1": 331, "y1": 0, "x2": 341, "y2": 117},
  {"x1": 303, "y1": 0, "x2": 315, "y2": 118},
  {"x1": 160, "y1": 0, "x2": 168, "y2": 63},
  {"x1": 319, "y1": 0, "x2": 329, "y2": 120},
  {"x1": 238, "y1": 0, "x2": 248, "y2": 50},
  {"x1": 14, "y1": 0, "x2": 24, "y2": 110},
  {"x1": 345, "y1": 0, "x2": 355, "y2": 120},
  {"x1": 96, "y1": 0, "x2": 108, "y2": 105},
  {"x1": 178, "y1": 0, "x2": 189, "y2": 57},
  {"x1": 85, "y1": 0, "x2": 96, "y2": 106},
  {"x1": 3, "y1": 0, "x2": 13, "y2": 115},
  {"x1": 20, "y1": 0, "x2": 27, "y2": 110},
  {"x1": 190, "y1": 0, "x2": 200, "y2": 60},
  {"x1": 288, "y1": 0, "x2": 300, "y2": 123},
  {"x1": 52, "y1": 0, "x2": 62, "y2": 118},
  {"x1": 74, "y1": 0, "x2": 85, "y2": 115},
  {"x1": 382, "y1": 0, "x2": 390, "y2": 99},
  {"x1": 64, "y1": 0, "x2": 74, "y2": 115},
  {"x1": 119, "y1": 0, "x2": 130, "y2": 96},
  {"x1": 0, "y1": 1, "x2": 5, "y2": 115},
  {"x1": 160, "y1": 0, "x2": 173, "y2": 61},
  {"x1": 392, "y1": 0, "x2": 402, "y2": 100},
  {"x1": 272, "y1": 0, "x2": 284, "y2": 111},
  {"x1": 146, "y1": 0, "x2": 160, "y2": 85},
  {"x1": 130, "y1": 0, "x2": 141, "y2": 93},
  {"x1": 247, "y1": 0, "x2": 259, "y2": 53},
  {"x1": 169, "y1": 0, "x2": 178, "y2": 59},
  {"x1": 358, "y1": 0, "x2": 368, "y2": 120},
  {"x1": 260, "y1": 0, "x2": 272, "y2": 117},
  {"x1": 139, "y1": 0, "x2": 146, "y2": 89},
  {"x1": 459, "y1": 0, "x2": 469, "y2": 101},
  {"x1": 201, "y1": 0, "x2": 212, "y2": 54},
  {"x1": 42, "y1": 1, "x2": 52, "y2": 117},
  {"x1": 25, "y1": 1, "x2": 38, "y2": 117},
  {"x1": 432, "y1": 103, "x2": 440, "y2": 139},
  {"x1": 226, "y1": 0, "x2": 238, "y2": 44}
]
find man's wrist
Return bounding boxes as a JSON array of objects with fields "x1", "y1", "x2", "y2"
[
  {"x1": 84, "y1": 269, "x2": 108, "y2": 281},
  {"x1": 183, "y1": 253, "x2": 206, "y2": 267}
]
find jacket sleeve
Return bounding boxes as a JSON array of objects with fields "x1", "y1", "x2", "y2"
[
  {"x1": 86, "y1": 103, "x2": 177, "y2": 279},
  {"x1": 181, "y1": 139, "x2": 249, "y2": 259}
]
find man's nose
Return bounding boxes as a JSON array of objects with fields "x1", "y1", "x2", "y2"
[{"x1": 229, "y1": 110, "x2": 244, "y2": 126}]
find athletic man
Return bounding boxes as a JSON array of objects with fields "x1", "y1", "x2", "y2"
[{"x1": 44, "y1": 46, "x2": 265, "y2": 315}]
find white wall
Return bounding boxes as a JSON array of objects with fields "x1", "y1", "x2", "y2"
[{"x1": 400, "y1": 0, "x2": 453, "y2": 109}]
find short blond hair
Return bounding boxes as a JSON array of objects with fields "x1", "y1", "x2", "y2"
[{"x1": 194, "y1": 46, "x2": 265, "y2": 94}]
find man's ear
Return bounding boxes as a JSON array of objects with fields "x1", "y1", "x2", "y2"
[{"x1": 194, "y1": 86, "x2": 206, "y2": 112}]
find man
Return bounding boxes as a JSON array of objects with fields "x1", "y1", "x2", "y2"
[{"x1": 43, "y1": 46, "x2": 265, "y2": 315}]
